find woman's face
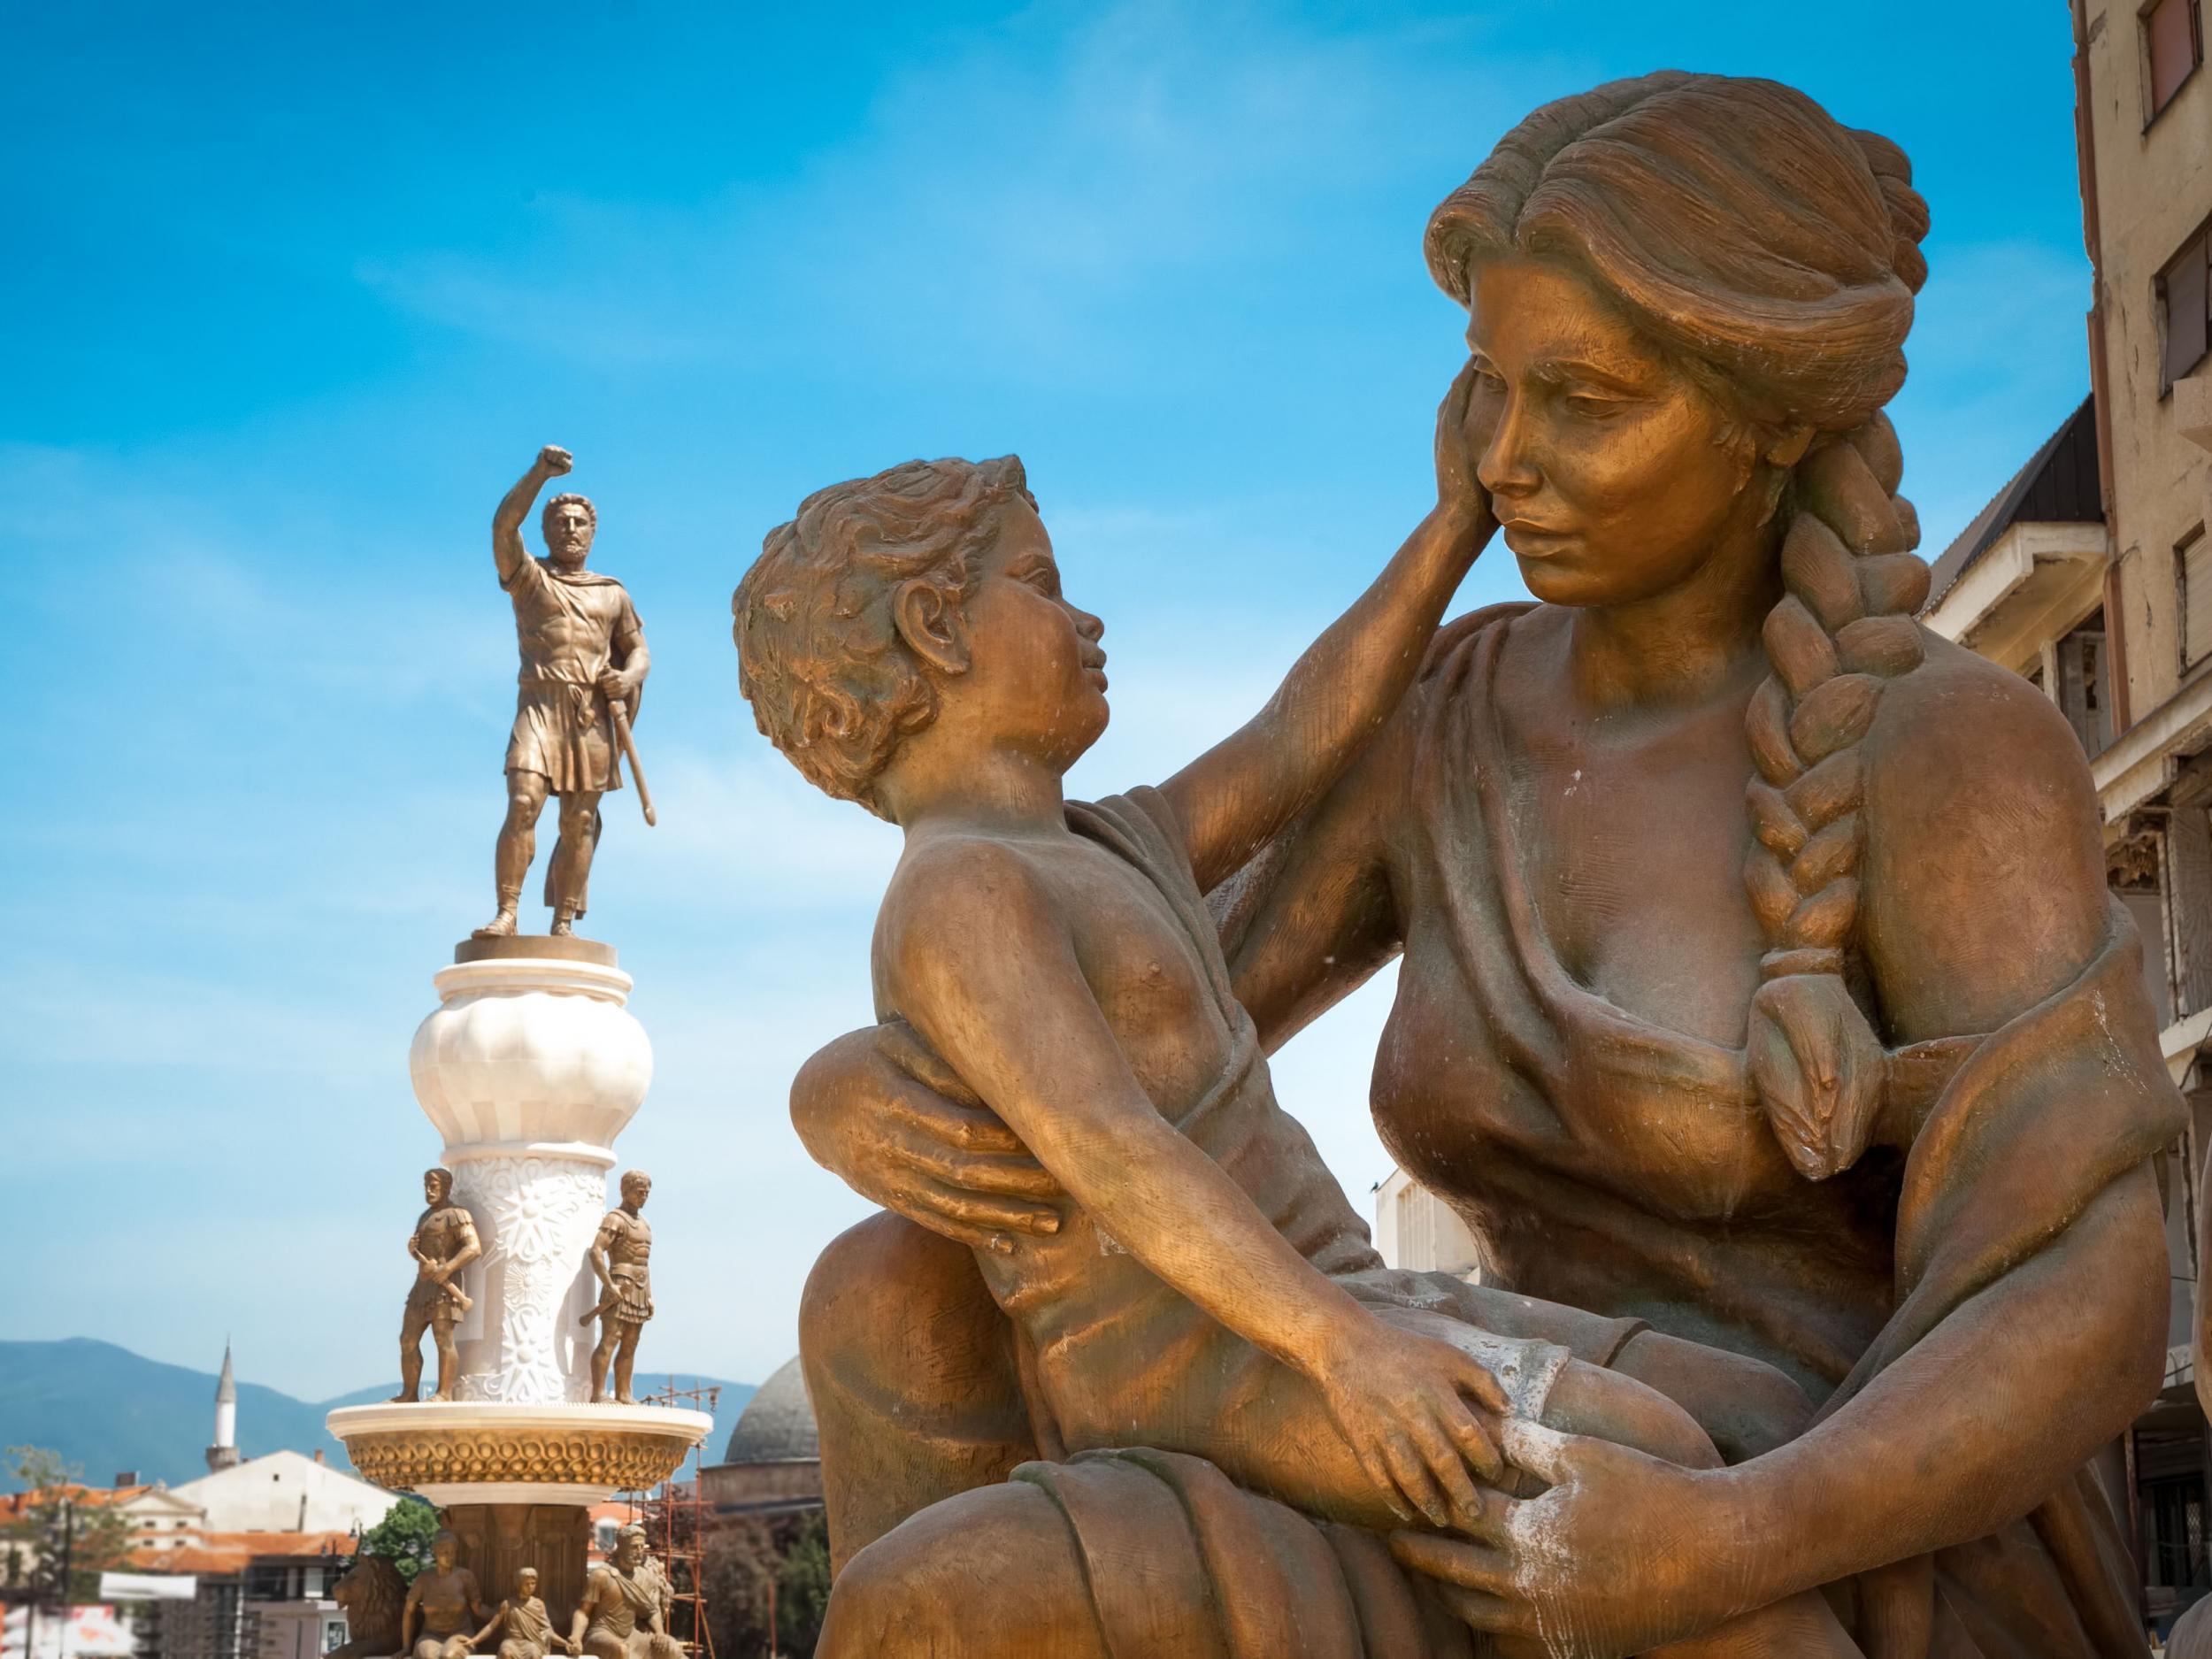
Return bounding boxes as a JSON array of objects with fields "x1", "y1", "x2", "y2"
[{"x1": 1463, "y1": 256, "x2": 1764, "y2": 609}]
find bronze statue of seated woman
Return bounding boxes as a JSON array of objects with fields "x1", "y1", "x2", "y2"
[{"x1": 777, "y1": 71, "x2": 2184, "y2": 1658}]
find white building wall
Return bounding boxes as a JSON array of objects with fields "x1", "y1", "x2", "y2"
[
  {"x1": 170, "y1": 1452, "x2": 396, "y2": 1535},
  {"x1": 1371, "y1": 1168, "x2": 1484, "y2": 1278}
]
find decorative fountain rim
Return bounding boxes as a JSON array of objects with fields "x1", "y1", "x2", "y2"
[{"x1": 328, "y1": 1402, "x2": 713, "y2": 1507}]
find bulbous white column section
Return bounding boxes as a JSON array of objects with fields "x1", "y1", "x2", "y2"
[
  {"x1": 407, "y1": 951, "x2": 651, "y2": 1405},
  {"x1": 411, "y1": 956, "x2": 651, "y2": 1156}
]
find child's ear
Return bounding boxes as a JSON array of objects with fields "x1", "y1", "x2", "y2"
[{"x1": 893, "y1": 580, "x2": 971, "y2": 677}]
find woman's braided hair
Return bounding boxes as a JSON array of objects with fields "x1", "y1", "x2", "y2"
[{"x1": 1425, "y1": 73, "x2": 1933, "y2": 1181}]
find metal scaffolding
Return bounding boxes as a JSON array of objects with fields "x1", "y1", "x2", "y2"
[{"x1": 634, "y1": 1380, "x2": 720, "y2": 1659}]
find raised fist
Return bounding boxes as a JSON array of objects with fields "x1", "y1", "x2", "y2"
[{"x1": 538, "y1": 445, "x2": 573, "y2": 476}]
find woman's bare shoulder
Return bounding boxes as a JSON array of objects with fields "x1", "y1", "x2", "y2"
[
  {"x1": 1860, "y1": 627, "x2": 2110, "y2": 1035},
  {"x1": 1868, "y1": 629, "x2": 2099, "y2": 803}
]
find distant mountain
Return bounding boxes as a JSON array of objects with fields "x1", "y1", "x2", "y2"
[{"x1": 0, "y1": 1340, "x2": 755, "y2": 1492}]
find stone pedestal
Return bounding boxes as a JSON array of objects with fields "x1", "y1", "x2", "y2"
[{"x1": 331, "y1": 939, "x2": 709, "y2": 1592}]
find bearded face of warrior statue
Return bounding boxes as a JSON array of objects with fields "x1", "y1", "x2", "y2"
[
  {"x1": 569, "y1": 1527, "x2": 680, "y2": 1659},
  {"x1": 475, "y1": 446, "x2": 652, "y2": 941}
]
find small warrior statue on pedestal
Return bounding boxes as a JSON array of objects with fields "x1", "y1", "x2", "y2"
[
  {"x1": 569, "y1": 1526, "x2": 681, "y2": 1659},
  {"x1": 403, "y1": 1530, "x2": 489, "y2": 1659},
  {"x1": 393, "y1": 1167, "x2": 481, "y2": 1403},
  {"x1": 582, "y1": 1171, "x2": 654, "y2": 1403},
  {"x1": 465, "y1": 1567, "x2": 574, "y2": 1659},
  {"x1": 476, "y1": 445, "x2": 652, "y2": 941}
]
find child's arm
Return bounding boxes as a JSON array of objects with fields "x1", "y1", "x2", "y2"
[
  {"x1": 885, "y1": 840, "x2": 1507, "y2": 1528},
  {"x1": 464, "y1": 1606, "x2": 505, "y2": 1652},
  {"x1": 1159, "y1": 363, "x2": 1492, "y2": 893}
]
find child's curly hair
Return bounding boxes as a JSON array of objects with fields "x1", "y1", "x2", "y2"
[{"x1": 733, "y1": 456, "x2": 1036, "y2": 817}]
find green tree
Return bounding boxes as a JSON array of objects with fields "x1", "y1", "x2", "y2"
[
  {"x1": 1, "y1": 1447, "x2": 139, "y2": 1604},
  {"x1": 771, "y1": 1511, "x2": 829, "y2": 1657},
  {"x1": 701, "y1": 1509, "x2": 832, "y2": 1658},
  {"x1": 357, "y1": 1496, "x2": 442, "y2": 1582}
]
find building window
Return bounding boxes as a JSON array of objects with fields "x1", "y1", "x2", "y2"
[
  {"x1": 2146, "y1": 0, "x2": 2205, "y2": 121},
  {"x1": 2168, "y1": 227, "x2": 2203, "y2": 396},
  {"x1": 2145, "y1": 1468, "x2": 2212, "y2": 1588},
  {"x1": 2162, "y1": 227, "x2": 2212, "y2": 393},
  {"x1": 2052, "y1": 612, "x2": 2116, "y2": 754},
  {"x1": 2185, "y1": 527, "x2": 2212, "y2": 669}
]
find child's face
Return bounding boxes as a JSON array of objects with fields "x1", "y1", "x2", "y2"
[{"x1": 951, "y1": 499, "x2": 1109, "y2": 772}]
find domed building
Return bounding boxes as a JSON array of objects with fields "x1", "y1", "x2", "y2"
[{"x1": 699, "y1": 1357, "x2": 822, "y2": 1518}]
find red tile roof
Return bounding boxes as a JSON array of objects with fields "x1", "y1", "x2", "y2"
[
  {"x1": 203, "y1": 1531, "x2": 356, "y2": 1557},
  {"x1": 122, "y1": 1531, "x2": 353, "y2": 1575},
  {"x1": 2, "y1": 1485, "x2": 151, "y2": 1514},
  {"x1": 127, "y1": 1545, "x2": 252, "y2": 1576}
]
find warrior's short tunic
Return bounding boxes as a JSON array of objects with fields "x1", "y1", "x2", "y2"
[
  {"x1": 501, "y1": 557, "x2": 642, "y2": 795},
  {"x1": 595, "y1": 1210, "x2": 652, "y2": 1326},
  {"x1": 403, "y1": 1204, "x2": 478, "y2": 1327}
]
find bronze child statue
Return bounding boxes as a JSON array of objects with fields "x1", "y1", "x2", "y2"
[
  {"x1": 583, "y1": 1170, "x2": 655, "y2": 1403},
  {"x1": 735, "y1": 436, "x2": 1857, "y2": 1651},
  {"x1": 394, "y1": 1167, "x2": 481, "y2": 1403},
  {"x1": 465, "y1": 1566, "x2": 573, "y2": 1659},
  {"x1": 477, "y1": 445, "x2": 651, "y2": 941}
]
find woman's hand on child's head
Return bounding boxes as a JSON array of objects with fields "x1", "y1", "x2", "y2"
[{"x1": 1313, "y1": 1317, "x2": 1510, "y2": 1534}]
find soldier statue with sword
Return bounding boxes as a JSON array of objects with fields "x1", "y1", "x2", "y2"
[
  {"x1": 394, "y1": 1167, "x2": 483, "y2": 1403},
  {"x1": 476, "y1": 445, "x2": 655, "y2": 941}
]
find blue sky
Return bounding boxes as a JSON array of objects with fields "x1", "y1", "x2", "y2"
[{"x1": 6, "y1": 1, "x2": 2093, "y2": 1404}]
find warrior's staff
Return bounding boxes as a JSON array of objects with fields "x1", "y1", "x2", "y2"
[{"x1": 610, "y1": 697, "x2": 657, "y2": 827}]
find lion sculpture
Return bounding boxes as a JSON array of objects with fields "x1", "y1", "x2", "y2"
[{"x1": 330, "y1": 1554, "x2": 409, "y2": 1659}]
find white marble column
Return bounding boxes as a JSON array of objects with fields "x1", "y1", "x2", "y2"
[{"x1": 407, "y1": 951, "x2": 651, "y2": 1405}]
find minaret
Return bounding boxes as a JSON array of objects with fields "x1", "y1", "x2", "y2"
[{"x1": 205, "y1": 1342, "x2": 239, "y2": 1472}]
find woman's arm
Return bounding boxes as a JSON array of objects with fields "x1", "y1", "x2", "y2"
[
  {"x1": 1157, "y1": 363, "x2": 1491, "y2": 895},
  {"x1": 1212, "y1": 649, "x2": 1424, "y2": 1052}
]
